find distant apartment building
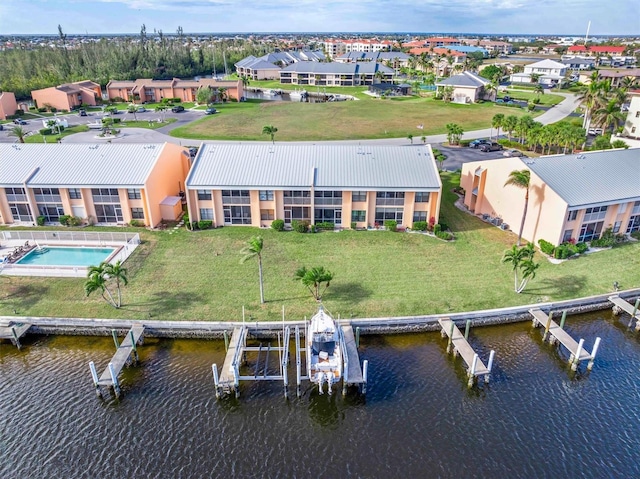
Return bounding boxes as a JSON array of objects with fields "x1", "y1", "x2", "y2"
[
  {"x1": 471, "y1": 40, "x2": 513, "y2": 55},
  {"x1": 580, "y1": 68, "x2": 640, "y2": 89},
  {"x1": 322, "y1": 39, "x2": 392, "y2": 59},
  {"x1": 0, "y1": 91, "x2": 18, "y2": 120},
  {"x1": 0, "y1": 143, "x2": 190, "y2": 227},
  {"x1": 235, "y1": 51, "x2": 325, "y2": 80},
  {"x1": 279, "y1": 61, "x2": 394, "y2": 86},
  {"x1": 460, "y1": 149, "x2": 640, "y2": 246},
  {"x1": 510, "y1": 59, "x2": 567, "y2": 86},
  {"x1": 185, "y1": 144, "x2": 442, "y2": 230},
  {"x1": 335, "y1": 51, "x2": 410, "y2": 68},
  {"x1": 423, "y1": 37, "x2": 462, "y2": 48},
  {"x1": 106, "y1": 78, "x2": 244, "y2": 103},
  {"x1": 31, "y1": 80, "x2": 101, "y2": 111}
]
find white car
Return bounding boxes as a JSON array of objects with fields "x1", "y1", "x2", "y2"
[
  {"x1": 588, "y1": 128, "x2": 603, "y2": 136},
  {"x1": 503, "y1": 149, "x2": 526, "y2": 157}
]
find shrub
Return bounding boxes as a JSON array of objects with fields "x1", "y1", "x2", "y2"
[
  {"x1": 428, "y1": 216, "x2": 436, "y2": 232},
  {"x1": 413, "y1": 221, "x2": 427, "y2": 231},
  {"x1": 631, "y1": 231, "x2": 640, "y2": 240},
  {"x1": 36, "y1": 215, "x2": 46, "y2": 226},
  {"x1": 129, "y1": 219, "x2": 145, "y2": 227},
  {"x1": 576, "y1": 242, "x2": 588, "y2": 254},
  {"x1": 292, "y1": 220, "x2": 309, "y2": 233},
  {"x1": 172, "y1": 98, "x2": 181, "y2": 103},
  {"x1": 434, "y1": 223, "x2": 441, "y2": 234},
  {"x1": 384, "y1": 220, "x2": 397, "y2": 232},
  {"x1": 111, "y1": 118, "x2": 121, "y2": 124},
  {"x1": 350, "y1": 221, "x2": 357, "y2": 230},
  {"x1": 271, "y1": 219, "x2": 285, "y2": 231},
  {"x1": 37, "y1": 107, "x2": 47, "y2": 113},
  {"x1": 67, "y1": 216, "x2": 82, "y2": 227},
  {"x1": 538, "y1": 239, "x2": 555, "y2": 255},
  {"x1": 459, "y1": 139, "x2": 471, "y2": 147},
  {"x1": 58, "y1": 215, "x2": 71, "y2": 226},
  {"x1": 39, "y1": 128, "x2": 53, "y2": 135},
  {"x1": 13, "y1": 109, "x2": 24, "y2": 117},
  {"x1": 554, "y1": 244, "x2": 570, "y2": 259},
  {"x1": 590, "y1": 227, "x2": 625, "y2": 248},
  {"x1": 439, "y1": 222, "x2": 449, "y2": 232},
  {"x1": 315, "y1": 222, "x2": 335, "y2": 231},
  {"x1": 198, "y1": 220, "x2": 213, "y2": 230},
  {"x1": 436, "y1": 230, "x2": 454, "y2": 240}
]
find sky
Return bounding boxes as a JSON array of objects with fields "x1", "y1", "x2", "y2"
[{"x1": 0, "y1": 0, "x2": 638, "y2": 36}]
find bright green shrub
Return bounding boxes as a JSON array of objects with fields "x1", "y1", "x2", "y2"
[
  {"x1": 271, "y1": 219, "x2": 285, "y2": 231},
  {"x1": 384, "y1": 220, "x2": 397, "y2": 232},
  {"x1": 198, "y1": 220, "x2": 213, "y2": 230},
  {"x1": 538, "y1": 239, "x2": 555, "y2": 255},
  {"x1": 413, "y1": 221, "x2": 427, "y2": 231}
]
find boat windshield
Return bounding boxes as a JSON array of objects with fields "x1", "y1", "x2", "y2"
[{"x1": 312, "y1": 340, "x2": 336, "y2": 356}]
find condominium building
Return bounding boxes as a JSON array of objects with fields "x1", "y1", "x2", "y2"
[
  {"x1": 31, "y1": 80, "x2": 102, "y2": 111},
  {"x1": 185, "y1": 144, "x2": 442, "y2": 229},
  {"x1": 106, "y1": 78, "x2": 244, "y2": 103},
  {"x1": 279, "y1": 61, "x2": 394, "y2": 86},
  {"x1": 0, "y1": 91, "x2": 18, "y2": 120},
  {"x1": 460, "y1": 149, "x2": 640, "y2": 246},
  {"x1": 0, "y1": 143, "x2": 190, "y2": 227}
]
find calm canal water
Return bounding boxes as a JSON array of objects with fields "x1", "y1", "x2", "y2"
[{"x1": 1, "y1": 310, "x2": 639, "y2": 478}]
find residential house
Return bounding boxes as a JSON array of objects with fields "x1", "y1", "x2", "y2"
[
  {"x1": 234, "y1": 51, "x2": 325, "y2": 80},
  {"x1": 509, "y1": 59, "x2": 567, "y2": 86},
  {"x1": 0, "y1": 91, "x2": 18, "y2": 120},
  {"x1": 561, "y1": 57, "x2": 596, "y2": 71},
  {"x1": 0, "y1": 143, "x2": 190, "y2": 227},
  {"x1": 578, "y1": 68, "x2": 640, "y2": 88},
  {"x1": 460, "y1": 149, "x2": 640, "y2": 246},
  {"x1": 31, "y1": 80, "x2": 102, "y2": 111},
  {"x1": 185, "y1": 144, "x2": 442, "y2": 229},
  {"x1": 279, "y1": 62, "x2": 394, "y2": 86},
  {"x1": 435, "y1": 71, "x2": 494, "y2": 103},
  {"x1": 106, "y1": 78, "x2": 243, "y2": 103}
]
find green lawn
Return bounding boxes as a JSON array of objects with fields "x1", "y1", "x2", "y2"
[
  {"x1": 503, "y1": 90, "x2": 564, "y2": 106},
  {"x1": 24, "y1": 125, "x2": 90, "y2": 143},
  {"x1": 170, "y1": 97, "x2": 541, "y2": 142},
  {"x1": 2, "y1": 173, "x2": 638, "y2": 322}
]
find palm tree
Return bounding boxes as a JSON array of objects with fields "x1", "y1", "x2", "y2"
[
  {"x1": 504, "y1": 170, "x2": 531, "y2": 246},
  {"x1": 503, "y1": 115, "x2": 518, "y2": 141},
  {"x1": 577, "y1": 80, "x2": 604, "y2": 130},
  {"x1": 492, "y1": 114, "x2": 504, "y2": 141},
  {"x1": 9, "y1": 125, "x2": 26, "y2": 143},
  {"x1": 156, "y1": 105, "x2": 167, "y2": 122},
  {"x1": 294, "y1": 266, "x2": 333, "y2": 302},
  {"x1": 240, "y1": 236, "x2": 265, "y2": 304},
  {"x1": 104, "y1": 260, "x2": 128, "y2": 308},
  {"x1": 501, "y1": 243, "x2": 539, "y2": 293},
  {"x1": 592, "y1": 100, "x2": 625, "y2": 133},
  {"x1": 84, "y1": 268, "x2": 117, "y2": 308},
  {"x1": 534, "y1": 84, "x2": 544, "y2": 99},
  {"x1": 407, "y1": 133, "x2": 413, "y2": 144},
  {"x1": 445, "y1": 123, "x2": 464, "y2": 145},
  {"x1": 127, "y1": 104, "x2": 138, "y2": 121},
  {"x1": 262, "y1": 125, "x2": 278, "y2": 144}
]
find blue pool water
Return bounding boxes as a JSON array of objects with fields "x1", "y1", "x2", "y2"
[{"x1": 16, "y1": 246, "x2": 116, "y2": 267}]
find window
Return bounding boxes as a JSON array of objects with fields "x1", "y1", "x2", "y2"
[
  {"x1": 260, "y1": 209, "x2": 274, "y2": 220},
  {"x1": 375, "y1": 208, "x2": 403, "y2": 223},
  {"x1": 259, "y1": 190, "x2": 274, "y2": 201},
  {"x1": 131, "y1": 207, "x2": 144, "y2": 219},
  {"x1": 197, "y1": 189, "x2": 212, "y2": 200},
  {"x1": 314, "y1": 191, "x2": 342, "y2": 206},
  {"x1": 562, "y1": 229, "x2": 573, "y2": 243},
  {"x1": 10, "y1": 203, "x2": 32, "y2": 222},
  {"x1": 567, "y1": 210, "x2": 578, "y2": 222},
  {"x1": 33, "y1": 188, "x2": 61, "y2": 203},
  {"x1": 352, "y1": 191, "x2": 367, "y2": 202},
  {"x1": 578, "y1": 221, "x2": 604, "y2": 243},
  {"x1": 627, "y1": 215, "x2": 640, "y2": 234},
  {"x1": 37, "y1": 204, "x2": 64, "y2": 222},
  {"x1": 633, "y1": 127, "x2": 637, "y2": 134},
  {"x1": 613, "y1": 221, "x2": 622, "y2": 233},
  {"x1": 583, "y1": 206, "x2": 607, "y2": 222},
  {"x1": 224, "y1": 205, "x2": 251, "y2": 224},
  {"x1": 92, "y1": 188, "x2": 120, "y2": 203},
  {"x1": 351, "y1": 210, "x2": 366, "y2": 222},
  {"x1": 95, "y1": 204, "x2": 123, "y2": 223},
  {"x1": 68, "y1": 188, "x2": 82, "y2": 199},
  {"x1": 632, "y1": 201, "x2": 640, "y2": 215},
  {"x1": 413, "y1": 211, "x2": 427, "y2": 222},
  {"x1": 283, "y1": 190, "x2": 311, "y2": 205},
  {"x1": 415, "y1": 192, "x2": 430, "y2": 203},
  {"x1": 199, "y1": 208, "x2": 214, "y2": 220},
  {"x1": 127, "y1": 188, "x2": 142, "y2": 200},
  {"x1": 376, "y1": 191, "x2": 405, "y2": 206}
]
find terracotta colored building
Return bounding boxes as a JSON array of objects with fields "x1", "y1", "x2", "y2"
[
  {"x1": 31, "y1": 80, "x2": 101, "y2": 111},
  {"x1": 0, "y1": 143, "x2": 190, "y2": 227},
  {"x1": 105, "y1": 78, "x2": 244, "y2": 103},
  {"x1": 460, "y1": 149, "x2": 640, "y2": 246},
  {"x1": 185, "y1": 144, "x2": 442, "y2": 229},
  {"x1": 0, "y1": 91, "x2": 18, "y2": 120}
]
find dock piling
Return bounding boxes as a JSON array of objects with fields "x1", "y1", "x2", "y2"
[
  {"x1": 362, "y1": 360, "x2": 369, "y2": 395},
  {"x1": 212, "y1": 364, "x2": 220, "y2": 399},
  {"x1": 468, "y1": 354, "x2": 478, "y2": 387},
  {"x1": 130, "y1": 330, "x2": 138, "y2": 363},
  {"x1": 355, "y1": 327, "x2": 360, "y2": 348},
  {"x1": 233, "y1": 367, "x2": 240, "y2": 398},
  {"x1": 108, "y1": 362, "x2": 120, "y2": 398},
  {"x1": 112, "y1": 329, "x2": 120, "y2": 350},
  {"x1": 295, "y1": 326, "x2": 302, "y2": 398},
  {"x1": 587, "y1": 337, "x2": 601, "y2": 371},
  {"x1": 543, "y1": 312, "x2": 553, "y2": 342},
  {"x1": 11, "y1": 327, "x2": 21, "y2": 350},
  {"x1": 464, "y1": 320, "x2": 471, "y2": 340},
  {"x1": 630, "y1": 299, "x2": 640, "y2": 329},
  {"x1": 485, "y1": 350, "x2": 496, "y2": 383},
  {"x1": 559, "y1": 311, "x2": 567, "y2": 330},
  {"x1": 89, "y1": 361, "x2": 100, "y2": 396},
  {"x1": 446, "y1": 321, "x2": 454, "y2": 354},
  {"x1": 571, "y1": 338, "x2": 584, "y2": 371},
  {"x1": 223, "y1": 330, "x2": 229, "y2": 352}
]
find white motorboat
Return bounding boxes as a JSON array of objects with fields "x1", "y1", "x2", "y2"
[
  {"x1": 307, "y1": 305, "x2": 342, "y2": 394},
  {"x1": 289, "y1": 89, "x2": 307, "y2": 99}
]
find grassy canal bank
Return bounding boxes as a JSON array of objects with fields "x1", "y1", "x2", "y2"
[{"x1": 1, "y1": 173, "x2": 638, "y2": 322}]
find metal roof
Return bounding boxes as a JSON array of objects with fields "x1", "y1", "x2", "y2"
[
  {"x1": 186, "y1": 144, "x2": 441, "y2": 191},
  {"x1": 436, "y1": 71, "x2": 489, "y2": 88},
  {"x1": 281, "y1": 61, "x2": 393, "y2": 75},
  {"x1": 520, "y1": 148, "x2": 640, "y2": 207},
  {"x1": 0, "y1": 143, "x2": 168, "y2": 187}
]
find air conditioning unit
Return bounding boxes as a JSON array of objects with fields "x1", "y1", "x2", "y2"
[{"x1": 500, "y1": 223, "x2": 509, "y2": 230}]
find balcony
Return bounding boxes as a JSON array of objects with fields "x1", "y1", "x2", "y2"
[
  {"x1": 375, "y1": 198, "x2": 405, "y2": 206},
  {"x1": 284, "y1": 198, "x2": 311, "y2": 205},
  {"x1": 34, "y1": 194, "x2": 62, "y2": 203},
  {"x1": 222, "y1": 197, "x2": 251, "y2": 205},
  {"x1": 314, "y1": 198, "x2": 342, "y2": 206},
  {"x1": 92, "y1": 195, "x2": 121, "y2": 204},
  {"x1": 6, "y1": 194, "x2": 27, "y2": 202}
]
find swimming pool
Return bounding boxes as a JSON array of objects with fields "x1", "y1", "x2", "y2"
[{"x1": 16, "y1": 246, "x2": 116, "y2": 267}]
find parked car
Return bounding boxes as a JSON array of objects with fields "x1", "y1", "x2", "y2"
[
  {"x1": 503, "y1": 149, "x2": 526, "y2": 157},
  {"x1": 136, "y1": 106, "x2": 147, "y2": 113},
  {"x1": 205, "y1": 107, "x2": 217, "y2": 115},
  {"x1": 469, "y1": 139, "x2": 491, "y2": 148},
  {"x1": 171, "y1": 105, "x2": 185, "y2": 113},
  {"x1": 79, "y1": 109, "x2": 87, "y2": 116},
  {"x1": 13, "y1": 119, "x2": 27, "y2": 125},
  {"x1": 480, "y1": 142, "x2": 503, "y2": 152},
  {"x1": 0, "y1": 124, "x2": 4, "y2": 131},
  {"x1": 502, "y1": 95, "x2": 512, "y2": 102},
  {"x1": 588, "y1": 128, "x2": 603, "y2": 136}
]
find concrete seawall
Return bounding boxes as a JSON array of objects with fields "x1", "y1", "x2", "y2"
[{"x1": 2, "y1": 289, "x2": 638, "y2": 340}]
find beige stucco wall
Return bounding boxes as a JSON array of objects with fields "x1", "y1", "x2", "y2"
[
  {"x1": 0, "y1": 92, "x2": 19, "y2": 119},
  {"x1": 31, "y1": 87, "x2": 71, "y2": 111}
]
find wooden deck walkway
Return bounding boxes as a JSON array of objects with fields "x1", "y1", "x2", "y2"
[
  {"x1": 96, "y1": 325, "x2": 145, "y2": 390},
  {"x1": 438, "y1": 318, "x2": 492, "y2": 386},
  {"x1": 340, "y1": 325, "x2": 363, "y2": 385},
  {"x1": 0, "y1": 321, "x2": 32, "y2": 349},
  {"x1": 609, "y1": 295, "x2": 640, "y2": 330},
  {"x1": 218, "y1": 327, "x2": 245, "y2": 392},
  {"x1": 530, "y1": 309, "x2": 600, "y2": 371}
]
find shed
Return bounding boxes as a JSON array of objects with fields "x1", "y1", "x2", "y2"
[{"x1": 159, "y1": 196, "x2": 183, "y2": 221}]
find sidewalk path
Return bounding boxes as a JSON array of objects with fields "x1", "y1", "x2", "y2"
[{"x1": 62, "y1": 93, "x2": 579, "y2": 146}]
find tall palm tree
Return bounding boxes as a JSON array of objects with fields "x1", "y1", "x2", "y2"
[
  {"x1": 104, "y1": 260, "x2": 128, "y2": 308},
  {"x1": 294, "y1": 266, "x2": 333, "y2": 302},
  {"x1": 84, "y1": 269, "x2": 117, "y2": 308},
  {"x1": 262, "y1": 125, "x2": 278, "y2": 144},
  {"x1": 492, "y1": 113, "x2": 504, "y2": 141},
  {"x1": 127, "y1": 104, "x2": 138, "y2": 121},
  {"x1": 592, "y1": 100, "x2": 626, "y2": 133},
  {"x1": 85, "y1": 261, "x2": 128, "y2": 308},
  {"x1": 503, "y1": 115, "x2": 518, "y2": 141},
  {"x1": 504, "y1": 170, "x2": 531, "y2": 246},
  {"x1": 240, "y1": 236, "x2": 265, "y2": 304},
  {"x1": 501, "y1": 243, "x2": 539, "y2": 293},
  {"x1": 9, "y1": 125, "x2": 26, "y2": 143},
  {"x1": 577, "y1": 80, "x2": 604, "y2": 130}
]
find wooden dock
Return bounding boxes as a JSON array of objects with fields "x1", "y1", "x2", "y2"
[
  {"x1": 340, "y1": 325, "x2": 366, "y2": 394},
  {"x1": 438, "y1": 318, "x2": 495, "y2": 387},
  {"x1": 89, "y1": 325, "x2": 145, "y2": 398},
  {"x1": 608, "y1": 295, "x2": 640, "y2": 331},
  {"x1": 216, "y1": 327, "x2": 245, "y2": 396},
  {"x1": 529, "y1": 309, "x2": 600, "y2": 371},
  {"x1": 0, "y1": 321, "x2": 31, "y2": 349}
]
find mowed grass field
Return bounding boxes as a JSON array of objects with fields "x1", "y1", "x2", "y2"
[
  {"x1": 170, "y1": 96, "x2": 541, "y2": 142},
  {"x1": 2, "y1": 174, "x2": 638, "y2": 322}
]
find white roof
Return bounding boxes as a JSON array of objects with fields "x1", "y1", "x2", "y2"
[
  {"x1": 0, "y1": 143, "x2": 169, "y2": 187},
  {"x1": 525, "y1": 59, "x2": 567, "y2": 70},
  {"x1": 160, "y1": 196, "x2": 182, "y2": 206}
]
